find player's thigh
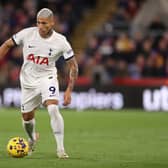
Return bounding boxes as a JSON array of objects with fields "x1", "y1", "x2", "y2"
[
  {"x1": 21, "y1": 87, "x2": 41, "y2": 113},
  {"x1": 40, "y1": 77, "x2": 59, "y2": 104}
]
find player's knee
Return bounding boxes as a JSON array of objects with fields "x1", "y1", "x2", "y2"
[
  {"x1": 44, "y1": 99, "x2": 58, "y2": 107},
  {"x1": 22, "y1": 111, "x2": 34, "y2": 121},
  {"x1": 47, "y1": 104, "x2": 60, "y2": 117}
]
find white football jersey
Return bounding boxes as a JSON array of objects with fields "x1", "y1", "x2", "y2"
[{"x1": 12, "y1": 27, "x2": 74, "y2": 88}]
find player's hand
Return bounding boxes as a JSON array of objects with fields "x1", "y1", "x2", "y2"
[{"x1": 63, "y1": 88, "x2": 71, "y2": 106}]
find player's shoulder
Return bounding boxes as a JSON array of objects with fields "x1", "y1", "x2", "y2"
[
  {"x1": 13, "y1": 27, "x2": 37, "y2": 42},
  {"x1": 22, "y1": 27, "x2": 37, "y2": 33},
  {"x1": 52, "y1": 30, "x2": 67, "y2": 42}
]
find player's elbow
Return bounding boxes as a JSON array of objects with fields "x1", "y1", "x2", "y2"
[
  {"x1": 4, "y1": 39, "x2": 15, "y2": 49},
  {"x1": 71, "y1": 65, "x2": 78, "y2": 81},
  {"x1": 0, "y1": 39, "x2": 14, "y2": 60}
]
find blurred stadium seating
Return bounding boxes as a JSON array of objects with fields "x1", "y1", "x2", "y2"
[{"x1": 0, "y1": 0, "x2": 168, "y2": 88}]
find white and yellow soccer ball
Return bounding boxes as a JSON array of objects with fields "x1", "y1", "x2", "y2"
[{"x1": 7, "y1": 137, "x2": 29, "y2": 158}]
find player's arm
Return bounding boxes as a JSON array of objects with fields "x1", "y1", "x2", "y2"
[
  {"x1": 0, "y1": 38, "x2": 15, "y2": 60},
  {"x1": 66, "y1": 56, "x2": 78, "y2": 92},
  {"x1": 63, "y1": 56, "x2": 78, "y2": 106}
]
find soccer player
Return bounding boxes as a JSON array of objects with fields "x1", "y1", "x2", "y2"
[{"x1": 0, "y1": 8, "x2": 78, "y2": 159}]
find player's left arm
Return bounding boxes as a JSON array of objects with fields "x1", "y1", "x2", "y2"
[{"x1": 63, "y1": 56, "x2": 78, "y2": 106}]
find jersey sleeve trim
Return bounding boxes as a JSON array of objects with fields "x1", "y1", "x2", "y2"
[
  {"x1": 11, "y1": 37, "x2": 17, "y2": 46},
  {"x1": 65, "y1": 55, "x2": 74, "y2": 61}
]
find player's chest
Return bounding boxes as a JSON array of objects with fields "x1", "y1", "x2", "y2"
[{"x1": 23, "y1": 40, "x2": 62, "y2": 58}]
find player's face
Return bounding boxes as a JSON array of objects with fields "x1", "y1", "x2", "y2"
[{"x1": 37, "y1": 17, "x2": 54, "y2": 38}]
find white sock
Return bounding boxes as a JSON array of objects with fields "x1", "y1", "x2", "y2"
[
  {"x1": 47, "y1": 104, "x2": 64, "y2": 151},
  {"x1": 22, "y1": 118, "x2": 36, "y2": 142}
]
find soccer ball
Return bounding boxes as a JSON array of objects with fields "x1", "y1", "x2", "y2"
[{"x1": 7, "y1": 137, "x2": 29, "y2": 158}]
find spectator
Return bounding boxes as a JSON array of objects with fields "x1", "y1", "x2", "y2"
[{"x1": 148, "y1": 15, "x2": 167, "y2": 38}]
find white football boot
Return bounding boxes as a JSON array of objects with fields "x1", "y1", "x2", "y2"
[
  {"x1": 28, "y1": 132, "x2": 39, "y2": 155},
  {"x1": 57, "y1": 150, "x2": 69, "y2": 159}
]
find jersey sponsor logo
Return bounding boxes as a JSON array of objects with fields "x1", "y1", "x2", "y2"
[{"x1": 27, "y1": 54, "x2": 49, "y2": 65}]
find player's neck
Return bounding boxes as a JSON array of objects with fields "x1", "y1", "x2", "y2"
[
  {"x1": 46, "y1": 29, "x2": 53, "y2": 38},
  {"x1": 40, "y1": 29, "x2": 53, "y2": 38}
]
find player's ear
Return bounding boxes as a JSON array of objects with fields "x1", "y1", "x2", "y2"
[
  {"x1": 50, "y1": 16, "x2": 55, "y2": 27},
  {"x1": 36, "y1": 19, "x2": 39, "y2": 26},
  {"x1": 51, "y1": 21, "x2": 54, "y2": 27}
]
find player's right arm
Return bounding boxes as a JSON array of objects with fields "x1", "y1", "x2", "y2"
[{"x1": 0, "y1": 38, "x2": 15, "y2": 60}]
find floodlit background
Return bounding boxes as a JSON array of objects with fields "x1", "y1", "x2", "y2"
[
  {"x1": 0, "y1": 1, "x2": 168, "y2": 168},
  {"x1": 0, "y1": 0, "x2": 168, "y2": 110}
]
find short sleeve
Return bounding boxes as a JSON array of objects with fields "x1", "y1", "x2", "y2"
[
  {"x1": 12, "y1": 29, "x2": 27, "y2": 46},
  {"x1": 62, "y1": 39, "x2": 74, "y2": 61}
]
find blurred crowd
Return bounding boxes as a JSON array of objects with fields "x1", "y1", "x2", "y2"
[
  {"x1": 77, "y1": 0, "x2": 168, "y2": 85},
  {"x1": 0, "y1": 0, "x2": 96, "y2": 87},
  {"x1": 0, "y1": 0, "x2": 167, "y2": 87}
]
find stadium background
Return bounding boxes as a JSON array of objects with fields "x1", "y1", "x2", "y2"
[
  {"x1": 0, "y1": 0, "x2": 168, "y2": 111},
  {"x1": 1, "y1": 1, "x2": 168, "y2": 168}
]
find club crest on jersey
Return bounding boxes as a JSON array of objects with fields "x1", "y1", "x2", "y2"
[{"x1": 27, "y1": 54, "x2": 48, "y2": 65}]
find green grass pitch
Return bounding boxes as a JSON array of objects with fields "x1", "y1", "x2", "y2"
[{"x1": 0, "y1": 108, "x2": 168, "y2": 168}]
